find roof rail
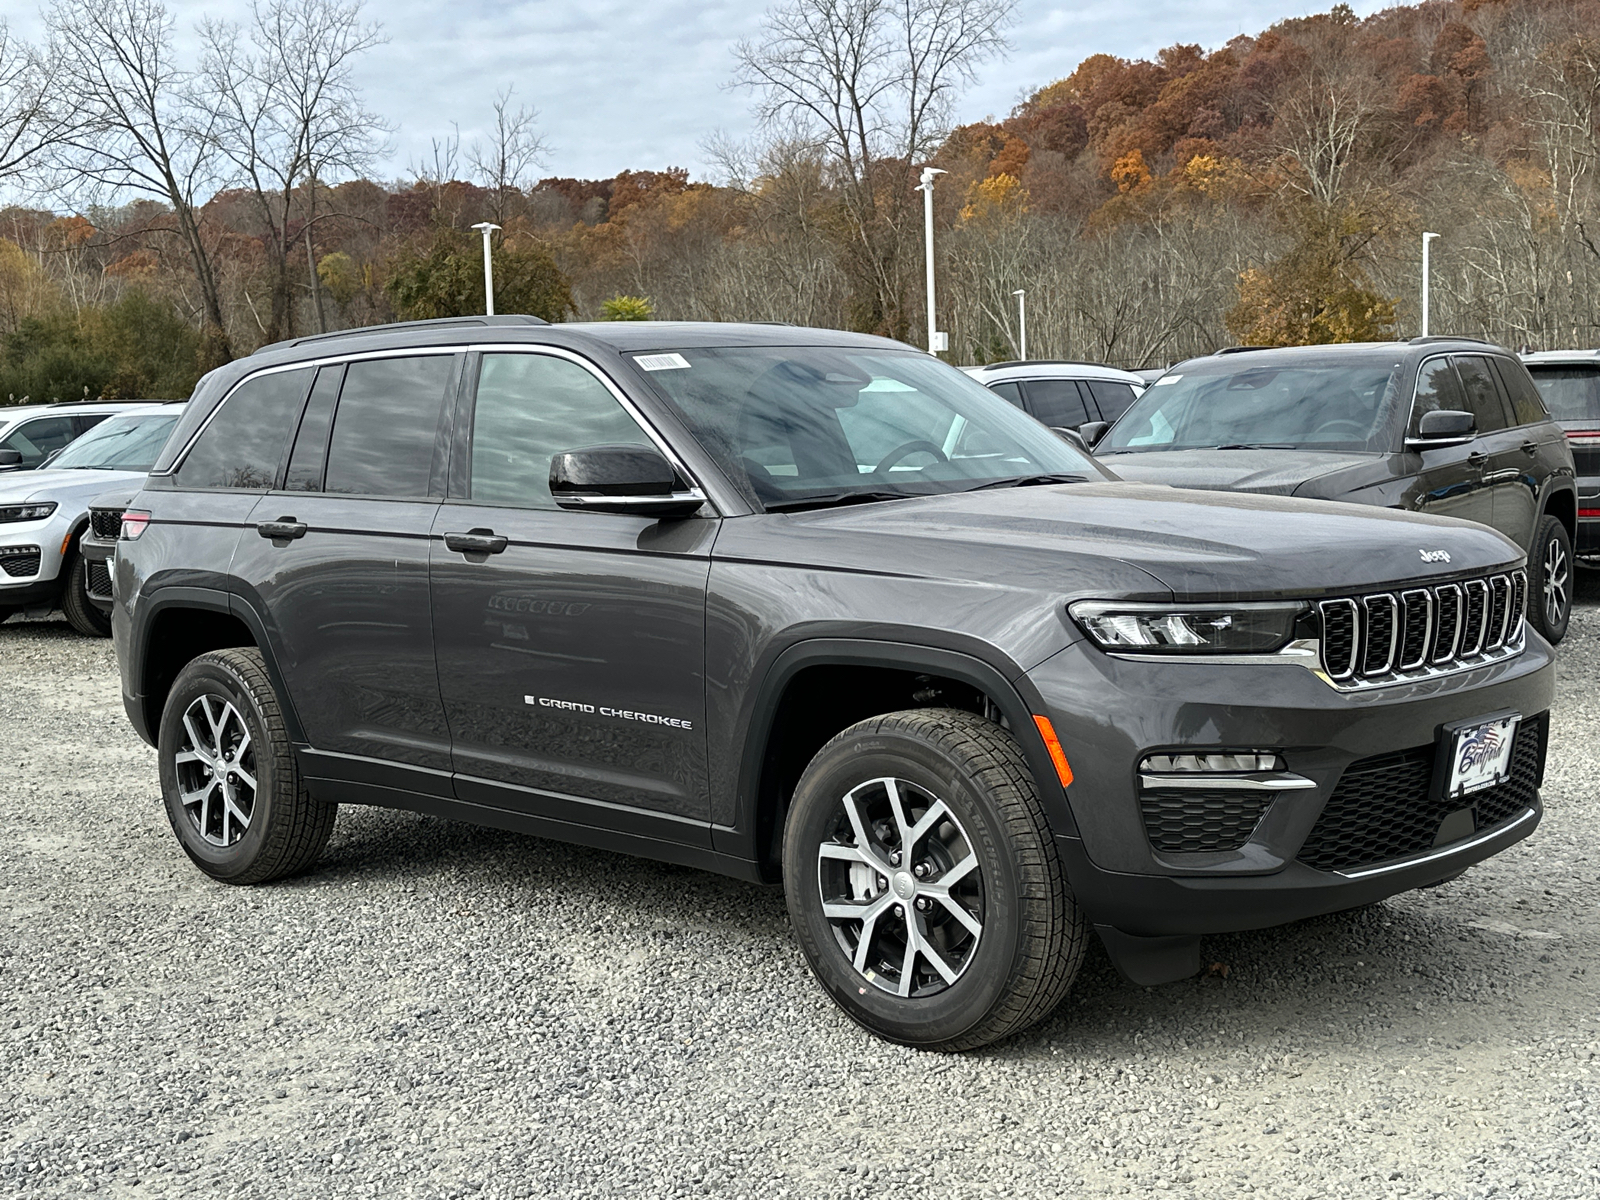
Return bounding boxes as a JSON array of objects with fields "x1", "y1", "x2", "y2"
[
  {"x1": 258, "y1": 314, "x2": 551, "y2": 355},
  {"x1": 45, "y1": 397, "x2": 160, "y2": 407},
  {"x1": 1212, "y1": 346, "x2": 1273, "y2": 355},
  {"x1": 1406, "y1": 335, "x2": 1491, "y2": 345},
  {"x1": 976, "y1": 359, "x2": 1125, "y2": 372}
]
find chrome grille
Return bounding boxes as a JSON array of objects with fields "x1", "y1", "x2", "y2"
[{"x1": 1318, "y1": 570, "x2": 1526, "y2": 690}]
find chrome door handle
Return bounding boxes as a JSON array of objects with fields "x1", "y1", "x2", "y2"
[
  {"x1": 1467, "y1": 451, "x2": 1487, "y2": 468},
  {"x1": 1521, "y1": 440, "x2": 1538, "y2": 456},
  {"x1": 257, "y1": 517, "x2": 307, "y2": 540},
  {"x1": 444, "y1": 529, "x2": 508, "y2": 555}
]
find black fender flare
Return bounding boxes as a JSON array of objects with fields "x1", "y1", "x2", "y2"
[
  {"x1": 128, "y1": 583, "x2": 308, "y2": 746},
  {"x1": 715, "y1": 636, "x2": 1078, "y2": 871}
]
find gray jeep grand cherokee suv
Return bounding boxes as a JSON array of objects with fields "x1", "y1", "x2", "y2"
[{"x1": 110, "y1": 318, "x2": 1553, "y2": 1050}]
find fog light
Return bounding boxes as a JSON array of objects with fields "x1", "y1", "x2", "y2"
[{"x1": 1140, "y1": 752, "x2": 1283, "y2": 774}]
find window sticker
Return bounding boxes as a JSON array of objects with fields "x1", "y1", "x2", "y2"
[
  {"x1": 1152, "y1": 374, "x2": 1181, "y2": 386},
  {"x1": 635, "y1": 353, "x2": 691, "y2": 372}
]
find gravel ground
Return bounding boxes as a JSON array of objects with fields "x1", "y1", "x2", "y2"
[{"x1": 2, "y1": 575, "x2": 1598, "y2": 1200}]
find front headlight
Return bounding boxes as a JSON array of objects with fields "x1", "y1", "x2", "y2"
[
  {"x1": 1069, "y1": 600, "x2": 1308, "y2": 654},
  {"x1": 0, "y1": 502, "x2": 57, "y2": 523}
]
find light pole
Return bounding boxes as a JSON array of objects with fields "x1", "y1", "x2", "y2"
[
  {"x1": 1420, "y1": 231, "x2": 1439, "y2": 337},
  {"x1": 1012, "y1": 289, "x2": 1026, "y2": 361},
  {"x1": 918, "y1": 167, "x2": 947, "y2": 354},
  {"x1": 471, "y1": 221, "x2": 501, "y2": 315}
]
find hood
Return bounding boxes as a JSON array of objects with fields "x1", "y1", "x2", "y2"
[
  {"x1": 0, "y1": 467, "x2": 151, "y2": 505},
  {"x1": 744, "y1": 482, "x2": 1525, "y2": 602},
  {"x1": 1095, "y1": 448, "x2": 1381, "y2": 496}
]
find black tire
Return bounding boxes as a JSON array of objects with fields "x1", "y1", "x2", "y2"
[
  {"x1": 1526, "y1": 514, "x2": 1571, "y2": 646},
  {"x1": 60, "y1": 546, "x2": 111, "y2": 637},
  {"x1": 783, "y1": 708, "x2": 1087, "y2": 1051},
  {"x1": 158, "y1": 647, "x2": 336, "y2": 884},
  {"x1": 0, "y1": 606, "x2": 16, "y2": 625}
]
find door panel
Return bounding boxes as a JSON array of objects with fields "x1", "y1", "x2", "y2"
[
  {"x1": 1456, "y1": 355, "x2": 1534, "y2": 546},
  {"x1": 432, "y1": 507, "x2": 714, "y2": 820},
  {"x1": 236, "y1": 495, "x2": 450, "y2": 770}
]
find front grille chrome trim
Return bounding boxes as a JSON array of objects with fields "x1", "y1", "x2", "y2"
[
  {"x1": 1361, "y1": 593, "x2": 1399, "y2": 676},
  {"x1": 1334, "y1": 807, "x2": 1537, "y2": 879},
  {"x1": 1432, "y1": 583, "x2": 1463, "y2": 663},
  {"x1": 1398, "y1": 589, "x2": 1433, "y2": 671}
]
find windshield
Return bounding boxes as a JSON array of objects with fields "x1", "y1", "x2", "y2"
[
  {"x1": 633, "y1": 346, "x2": 1110, "y2": 510},
  {"x1": 1101, "y1": 359, "x2": 1401, "y2": 454},
  {"x1": 49, "y1": 412, "x2": 180, "y2": 471},
  {"x1": 1526, "y1": 364, "x2": 1600, "y2": 423}
]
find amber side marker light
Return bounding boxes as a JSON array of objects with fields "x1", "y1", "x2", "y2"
[{"x1": 1031, "y1": 715, "x2": 1075, "y2": 787}]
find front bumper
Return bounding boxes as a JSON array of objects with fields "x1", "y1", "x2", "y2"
[
  {"x1": 78, "y1": 530, "x2": 117, "y2": 613},
  {"x1": 0, "y1": 516, "x2": 69, "y2": 609},
  {"x1": 1028, "y1": 633, "x2": 1554, "y2": 949}
]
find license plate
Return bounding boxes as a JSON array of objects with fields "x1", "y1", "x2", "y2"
[{"x1": 1444, "y1": 714, "x2": 1520, "y2": 799}]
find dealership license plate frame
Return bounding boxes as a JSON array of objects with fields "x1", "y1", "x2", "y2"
[{"x1": 1436, "y1": 711, "x2": 1520, "y2": 801}]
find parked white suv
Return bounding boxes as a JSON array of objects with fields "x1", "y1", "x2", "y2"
[
  {"x1": 0, "y1": 400, "x2": 165, "y2": 472},
  {"x1": 963, "y1": 361, "x2": 1146, "y2": 439},
  {"x1": 0, "y1": 405, "x2": 183, "y2": 634}
]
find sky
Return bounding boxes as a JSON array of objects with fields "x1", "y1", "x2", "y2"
[{"x1": 15, "y1": 0, "x2": 1392, "y2": 185}]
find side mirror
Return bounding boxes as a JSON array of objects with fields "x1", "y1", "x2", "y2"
[
  {"x1": 0, "y1": 447, "x2": 21, "y2": 471},
  {"x1": 549, "y1": 444, "x2": 705, "y2": 518},
  {"x1": 1079, "y1": 421, "x2": 1111, "y2": 449},
  {"x1": 1407, "y1": 409, "x2": 1476, "y2": 448},
  {"x1": 1051, "y1": 426, "x2": 1087, "y2": 449}
]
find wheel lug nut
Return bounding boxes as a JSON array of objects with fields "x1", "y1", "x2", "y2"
[
  {"x1": 877, "y1": 876, "x2": 888, "y2": 891},
  {"x1": 913, "y1": 862, "x2": 929, "y2": 878},
  {"x1": 889, "y1": 851, "x2": 902, "y2": 866},
  {"x1": 916, "y1": 897, "x2": 930, "y2": 912},
  {"x1": 893, "y1": 905, "x2": 905, "y2": 919}
]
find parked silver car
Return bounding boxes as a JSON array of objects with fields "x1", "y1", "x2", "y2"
[{"x1": 0, "y1": 400, "x2": 164, "y2": 472}]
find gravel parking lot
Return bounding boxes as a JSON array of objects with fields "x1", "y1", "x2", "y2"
[{"x1": 3, "y1": 577, "x2": 1598, "y2": 1200}]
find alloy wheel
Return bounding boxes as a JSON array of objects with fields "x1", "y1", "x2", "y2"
[
  {"x1": 1544, "y1": 535, "x2": 1569, "y2": 630},
  {"x1": 816, "y1": 777, "x2": 984, "y2": 998},
  {"x1": 174, "y1": 694, "x2": 258, "y2": 847}
]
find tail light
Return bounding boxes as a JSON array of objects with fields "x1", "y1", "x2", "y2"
[{"x1": 120, "y1": 510, "x2": 151, "y2": 540}]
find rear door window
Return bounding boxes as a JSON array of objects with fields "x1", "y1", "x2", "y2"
[
  {"x1": 1022, "y1": 379, "x2": 1092, "y2": 427},
  {"x1": 1525, "y1": 364, "x2": 1600, "y2": 423},
  {"x1": 324, "y1": 356, "x2": 454, "y2": 497},
  {"x1": 1410, "y1": 358, "x2": 1470, "y2": 434},
  {"x1": 987, "y1": 381, "x2": 1024, "y2": 408},
  {"x1": 1454, "y1": 356, "x2": 1512, "y2": 434},
  {"x1": 1086, "y1": 380, "x2": 1139, "y2": 421},
  {"x1": 176, "y1": 368, "x2": 312, "y2": 489},
  {"x1": 1492, "y1": 359, "x2": 1551, "y2": 426}
]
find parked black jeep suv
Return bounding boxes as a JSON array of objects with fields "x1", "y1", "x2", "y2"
[
  {"x1": 1096, "y1": 341, "x2": 1578, "y2": 644},
  {"x1": 112, "y1": 318, "x2": 1553, "y2": 1050}
]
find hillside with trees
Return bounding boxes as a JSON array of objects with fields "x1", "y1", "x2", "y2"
[{"x1": 1, "y1": 0, "x2": 1597, "y2": 402}]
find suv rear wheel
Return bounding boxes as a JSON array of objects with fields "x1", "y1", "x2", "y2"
[
  {"x1": 158, "y1": 648, "x2": 336, "y2": 884},
  {"x1": 783, "y1": 708, "x2": 1086, "y2": 1051},
  {"x1": 1527, "y1": 513, "x2": 1571, "y2": 645}
]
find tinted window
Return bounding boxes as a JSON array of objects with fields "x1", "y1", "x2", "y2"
[
  {"x1": 177, "y1": 370, "x2": 310, "y2": 488},
  {"x1": 1493, "y1": 359, "x2": 1550, "y2": 426},
  {"x1": 1410, "y1": 358, "x2": 1469, "y2": 435},
  {"x1": 2, "y1": 415, "x2": 77, "y2": 468},
  {"x1": 470, "y1": 353, "x2": 653, "y2": 508},
  {"x1": 1454, "y1": 356, "x2": 1510, "y2": 434},
  {"x1": 1086, "y1": 380, "x2": 1139, "y2": 421},
  {"x1": 324, "y1": 356, "x2": 453, "y2": 497},
  {"x1": 284, "y1": 366, "x2": 342, "y2": 492},
  {"x1": 1024, "y1": 379, "x2": 1091, "y2": 428},
  {"x1": 50, "y1": 413, "x2": 180, "y2": 471},
  {"x1": 1525, "y1": 364, "x2": 1600, "y2": 423},
  {"x1": 987, "y1": 381, "x2": 1024, "y2": 408}
]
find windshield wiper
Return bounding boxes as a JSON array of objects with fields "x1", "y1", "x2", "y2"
[
  {"x1": 966, "y1": 473, "x2": 1088, "y2": 490},
  {"x1": 1214, "y1": 443, "x2": 1299, "y2": 451},
  {"x1": 763, "y1": 490, "x2": 915, "y2": 513}
]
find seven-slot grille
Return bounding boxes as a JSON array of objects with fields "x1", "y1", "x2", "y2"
[
  {"x1": 1317, "y1": 570, "x2": 1526, "y2": 688},
  {"x1": 90, "y1": 506, "x2": 125, "y2": 539}
]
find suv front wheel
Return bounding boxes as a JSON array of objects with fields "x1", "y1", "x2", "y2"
[
  {"x1": 158, "y1": 648, "x2": 337, "y2": 884},
  {"x1": 1527, "y1": 513, "x2": 1571, "y2": 645},
  {"x1": 783, "y1": 708, "x2": 1087, "y2": 1051}
]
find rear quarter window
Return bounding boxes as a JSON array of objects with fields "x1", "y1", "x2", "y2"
[{"x1": 1525, "y1": 364, "x2": 1600, "y2": 423}]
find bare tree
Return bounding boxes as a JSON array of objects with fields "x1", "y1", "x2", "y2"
[
  {"x1": 468, "y1": 86, "x2": 548, "y2": 226},
  {"x1": 202, "y1": 0, "x2": 387, "y2": 344},
  {"x1": 0, "y1": 22, "x2": 71, "y2": 187},
  {"x1": 47, "y1": 0, "x2": 233, "y2": 357},
  {"x1": 733, "y1": 0, "x2": 1015, "y2": 338}
]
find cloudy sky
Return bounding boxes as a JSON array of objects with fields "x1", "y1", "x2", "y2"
[{"x1": 19, "y1": 0, "x2": 1390, "y2": 184}]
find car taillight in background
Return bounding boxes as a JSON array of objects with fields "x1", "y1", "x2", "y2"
[{"x1": 120, "y1": 510, "x2": 151, "y2": 539}]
